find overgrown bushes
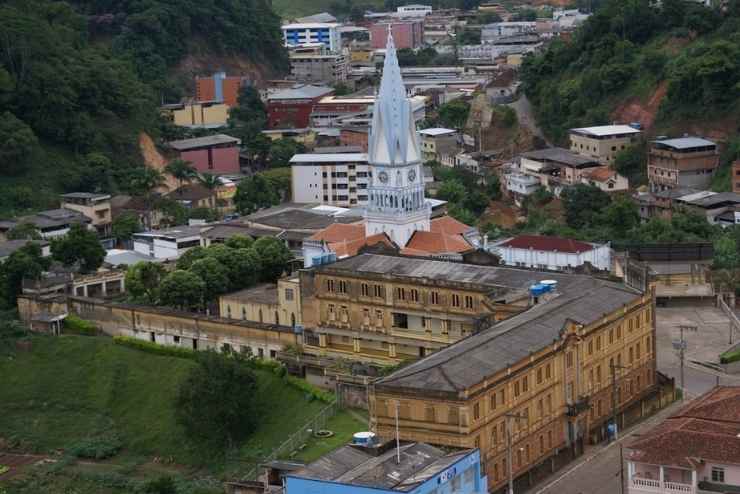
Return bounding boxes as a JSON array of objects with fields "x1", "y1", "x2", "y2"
[
  {"x1": 113, "y1": 336, "x2": 196, "y2": 360},
  {"x1": 63, "y1": 315, "x2": 98, "y2": 336},
  {"x1": 68, "y1": 431, "x2": 122, "y2": 460}
]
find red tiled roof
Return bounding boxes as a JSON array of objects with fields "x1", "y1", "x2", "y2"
[
  {"x1": 500, "y1": 235, "x2": 594, "y2": 254},
  {"x1": 582, "y1": 166, "x2": 616, "y2": 182},
  {"x1": 403, "y1": 231, "x2": 472, "y2": 255},
  {"x1": 430, "y1": 215, "x2": 473, "y2": 236},
  {"x1": 626, "y1": 386, "x2": 740, "y2": 469},
  {"x1": 309, "y1": 223, "x2": 365, "y2": 243},
  {"x1": 330, "y1": 232, "x2": 395, "y2": 258}
]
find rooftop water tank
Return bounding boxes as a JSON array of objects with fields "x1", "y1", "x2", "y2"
[
  {"x1": 530, "y1": 284, "x2": 546, "y2": 297},
  {"x1": 352, "y1": 431, "x2": 377, "y2": 446}
]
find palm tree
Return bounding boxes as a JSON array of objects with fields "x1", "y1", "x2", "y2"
[
  {"x1": 165, "y1": 159, "x2": 198, "y2": 195},
  {"x1": 197, "y1": 172, "x2": 222, "y2": 191},
  {"x1": 128, "y1": 167, "x2": 165, "y2": 230}
]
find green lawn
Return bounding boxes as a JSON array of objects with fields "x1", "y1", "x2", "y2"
[
  {"x1": 292, "y1": 409, "x2": 368, "y2": 463},
  {"x1": 0, "y1": 335, "x2": 353, "y2": 492}
]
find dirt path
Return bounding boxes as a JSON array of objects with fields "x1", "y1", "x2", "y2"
[{"x1": 138, "y1": 132, "x2": 177, "y2": 194}]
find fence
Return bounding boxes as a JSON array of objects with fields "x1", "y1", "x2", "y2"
[
  {"x1": 239, "y1": 400, "x2": 340, "y2": 481},
  {"x1": 718, "y1": 296, "x2": 740, "y2": 345}
]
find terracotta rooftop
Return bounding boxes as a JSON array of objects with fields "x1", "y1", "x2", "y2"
[
  {"x1": 500, "y1": 234, "x2": 594, "y2": 254},
  {"x1": 403, "y1": 230, "x2": 472, "y2": 255},
  {"x1": 430, "y1": 215, "x2": 474, "y2": 236},
  {"x1": 627, "y1": 386, "x2": 740, "y2": 469},
  {"x1": 331, "y1": 232, "x2": 395, "y2": 258},
  {"x1": 309, "y1": 223, "x2": 365, "y2": 243},
  {"x1": 582, "y1": 166, "x2": 617, "y2": 182}
]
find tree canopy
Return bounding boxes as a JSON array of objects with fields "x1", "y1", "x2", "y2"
[{"x1": 51, "y1": 224, "x2": 106, "y2": 273}]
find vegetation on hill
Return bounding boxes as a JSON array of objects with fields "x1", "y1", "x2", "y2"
[
  {"x1": 0, "y1": 0, "x2": 287, "y2": 217},
  {"x1": 521, "y1": 0, "x2": 740, "y2": 143},
  {"x1": 0, "y1": 335, "x2": 361, "y2": 493}
]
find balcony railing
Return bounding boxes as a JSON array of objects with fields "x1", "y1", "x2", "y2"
[{"x1": 630, "y1": 477, "x2": 694, "y2": 494}]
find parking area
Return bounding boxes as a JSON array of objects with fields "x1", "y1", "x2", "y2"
[{"x1": 655, "y1": 306, "x2": 740, "y2": 397}]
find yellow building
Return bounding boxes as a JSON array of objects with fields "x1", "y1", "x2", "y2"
[
  {"x1": 569, "y1": 125, "x2": 642, "y2": 165},
  {"x1": 370, "y1": 271, "x2": 658, "y2": 493},
  {"x1": 60, "y1": 192, "x2": 112, "y2": 236},
  {"x1": 219, "y1": 278, "x2": 302, "y2": 330},
  {"x1": 262, "y1": 128, "x2": 317, "y2": 147},
  {"x1": 349, "y1": 48, "x2": 374, "y2": 65},
  {"x1": 163, "y1": 101, "x2": 230, "y2": 128}
]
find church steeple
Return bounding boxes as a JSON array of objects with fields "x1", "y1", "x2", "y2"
[
  {"x1": 364, "y1": 29, "x2": 430, "y2": 247},
  {"x1": 368, "y1": 29, "x2": 422, "y2": 167}
]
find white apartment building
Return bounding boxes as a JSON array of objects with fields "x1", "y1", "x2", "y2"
[
  {"x1": 290, "y1": 153, "x2": 371, "y2": 207},
  {"x1": 397, "y1": 4, "x2": 432, "y2": 16},
  {"x1": 132, "y1": 225, "x2": 202, "y2": 260},
  {"x1": 282, "y1": 23, "x2": 341, "y2": 53}
]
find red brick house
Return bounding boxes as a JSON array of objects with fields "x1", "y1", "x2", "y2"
[
  {"x1": 168, "y1": 134, "x2": 241, "y2": 174},
  {"x1": 266, "y1": 85, "x2": 334, "y2": 129},
  {"x1": 370, "y1": 20, "x2": 423, "y2": 49}
]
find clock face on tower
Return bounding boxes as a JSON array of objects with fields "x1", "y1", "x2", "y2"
[
  {"x1": 378, "y1": 171, "x2": 389, "y2": 183},
  {"x1": 408, "y1": 169, "x2": 416, "y2": 182}
]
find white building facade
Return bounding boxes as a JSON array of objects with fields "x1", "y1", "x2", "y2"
[
  {"x1": 492, "y1": 235, "x2": 612, "y2": 272},
  {"x1": 290, "y1": 153, "x2": 371, "y2": 207},
  {"x1": 132, "y1": 226, "x2": 202, "y2": 260},
  {"x1": 282, "y1": 23, "x2": 341, "y2": 53}
]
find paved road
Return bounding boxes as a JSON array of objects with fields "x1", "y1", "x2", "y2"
[
  {"x1": 532, "y1": 401, "x2": 683, "y2": 494},
  {"x1": 655, "y1": 307, "x2": 740, "y2": 398},
  {"x1": 527, "y1": 307, "x2": 740, "y2": 494}
]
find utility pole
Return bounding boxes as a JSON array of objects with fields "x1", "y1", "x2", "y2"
[
  {"x1": 674, "y1": 325, "x2": 697, "y2": 400},
  {"x1": 394, "y1": 400, "x2": 401, "y2": 464},
  {"x1": 505, "y1": 412, "x2": 528, "y2": 494},
  {"x1": 610, "y1": 361, "x2": 628, "y2": 442}
]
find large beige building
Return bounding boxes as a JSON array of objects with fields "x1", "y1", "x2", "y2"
[
  {"x1": 370, "y1": 265, "x2": 659, "y2": 493},
  {"x1": 219, "y1": 278, "x2": 302, "y2": 334},
  {"x1": 60, "y1": 193, "x2": 112, "y2": 236},
  {"x1": 569, "y1": 125, "x2": 641, "y2": 165}
]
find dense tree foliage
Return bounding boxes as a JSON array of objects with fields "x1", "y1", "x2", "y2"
[
  {"x1": 111, "y1": 212, "x2": 142, "y2": 243},
  {"x1": 175, "y1": 350, "x2": 259, "y2": 450},
  {"x1": 51, "y1": 224, "x2": 106, "y2": 273},
  {"x1": 234, "y1": 174, "x2": 281, "y2": 214},
  {"x1": 0, "y1": 243, "x2": 50, "y2": 309},
  {"x1": 521, "y1": 0, "x2": 740, "y2": 142},
  {"x1": 125, "y1": 262, "x2": 167, "y2": 304},
  {"x1": 159, "y1": 270, "x2": 206, "y2": 310},
  {"x1": 437, "y1": 100, "x2": 471, "y2": 129},
  {"x1": 0, "y1": 0, "x2": 287, "y2": 216}
]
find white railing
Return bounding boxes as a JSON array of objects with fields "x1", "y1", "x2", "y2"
[
  {"x1": 632, "y1": 477, "x2": 660, "y2": 489},
  {"x1": 664, "y1": 481, "x2": 693, "y2": 493}
]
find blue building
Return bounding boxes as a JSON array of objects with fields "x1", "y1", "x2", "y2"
[
  {"x1": 284, "y1": 441, "x2": 487, "y2": 494},
  {"x1": 281, "y1": 22, "x2": 341, "y2": 53}
]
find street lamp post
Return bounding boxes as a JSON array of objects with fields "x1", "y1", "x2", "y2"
[{"x1": 505, "y1": 412, "x2": 528, "y2": 494}]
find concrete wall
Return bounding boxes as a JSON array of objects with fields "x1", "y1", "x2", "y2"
[
  {"x1": 18, "y1": 296, "x2": 299, "y2": 360},
  {"x1": 497, "y1": 244, "x2": 611, "y2": 271}
]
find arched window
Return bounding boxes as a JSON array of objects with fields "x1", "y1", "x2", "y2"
[
  {"x1": 274, "y1": 311, "x2": 280, "y2": 325},
  {"x1": 242, "y1": 307, "x2": 246, "y2": 320},
  {"x1": 291, "y1": 313, "x2": 296, "y2": 328},
  {"x1": 258, "y1": 309, "x2": 263, "y2": 323}
]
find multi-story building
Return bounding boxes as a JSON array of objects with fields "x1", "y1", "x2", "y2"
[
  {"x1": 370, "y1": 267, "x2": 657, "y2": 493},
  {"x1": 397, "y1": 4, "x2": 433, "y2": 16},
  {"x1": 482, "y1": 22, "x2": 537, "y2": 43},
  {"x1": 267, "y1": 84, "x2": 334, "y2": 129},
  {"x1": 298, "y1": 253, "x2": 600, "y2": 368},
  {"x1": 282, "y1": 22, "x2": 341, "y2": 53},
  {"x1": 310, "y1": 94, "x2": 427, "y2": 128},
  {"x1": 59, "y1": 193, "x2": 112, "y2": 237},
  {"x1": 519, "y1": 147, "x2": 602, "y2": 196},
  {"x1": 647, "y1": 137, "x2": 719, "y2": 192},
  {"x1": 370, "y1": 21, "x2": 424, "y2": 49},
  {"x1": 569, "y1": 125, "x2": 641, "y2": 165},
  {"x1": 505, "y1": 172, "x2": 541, "y2": 206},
  {"x1": 419, "y1": 128, "x2": 459, "y2": 162},
  {"x1": 0, "y1": 208, "x2": 90, "y2": 242},
  {"x1": 289, "y1": 44, "x2": 348, "y2": 84},
  {"x1": 168, "y1": 134, "x2": 241, "y2": 174},
  {"x1": 161, "y1": 101, "x2": 229, "y2": 128},
  {"x1": 290, "y1": 152, "x2": 371, "y2": 207},
  {"x1": 626, "y1": 386, "x2": 740, "y2": 494},
  {"x1": 195, "y1": 72, "x2": 249, "y2": 107}
]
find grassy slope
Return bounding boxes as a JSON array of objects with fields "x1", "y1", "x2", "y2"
[{"x1": 0, "y1": 336, "x2": 354, "y2": 473}]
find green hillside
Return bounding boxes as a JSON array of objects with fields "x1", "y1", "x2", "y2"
[
  {"x1": 0, "y1": 336, "x2": 360, "y2": 493},
  {"x1": 0, "y1": 0, "x2": 287, "y2": 217},
  {"x1": 521, "y1": 0, "x2": 740, "y2": 144}
]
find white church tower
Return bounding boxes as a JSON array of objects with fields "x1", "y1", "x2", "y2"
[{"x1": 365, "y1": 30, "x2": 431, "y2": 247}]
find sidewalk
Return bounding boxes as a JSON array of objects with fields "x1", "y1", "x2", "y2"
[{"x1": 530, "y1": 400, "x2": 684, "y2": 494}]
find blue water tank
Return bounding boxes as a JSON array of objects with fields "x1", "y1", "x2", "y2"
[
  {"x1": 312, "y1": 256, "x2": 323, "y2": 266},
  {"x1": 530, "y1": 284, "x2": 546, "y2": 296}
]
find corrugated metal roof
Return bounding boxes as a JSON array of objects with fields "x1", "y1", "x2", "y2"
[
  {"x1": 652, "y1": 137, "x2": 716, "y2": 149},
  {"x1": 169, "y1": 134, "x2": 241, "y2": 150},
  {"x1": 570, "y1": 125, "x2": 641, "y2": 137},
  {"x1": 290, "y1": 153, "x2": 368, "y2": 163}
]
